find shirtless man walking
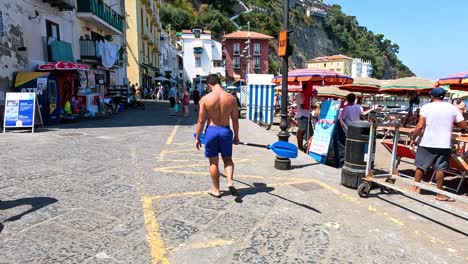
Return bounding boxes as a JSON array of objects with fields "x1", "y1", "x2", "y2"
[{"x1": 195, "y1": 74, "x2": 240, "y2": 198}]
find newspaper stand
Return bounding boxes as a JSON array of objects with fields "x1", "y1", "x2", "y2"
[{"x1": 357, "y1": 123, "x2": 468, "y2": 218}]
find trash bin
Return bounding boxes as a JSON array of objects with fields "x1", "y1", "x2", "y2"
[{"x1": 341, "y1": 121, "x2": 375, "y2": 188}]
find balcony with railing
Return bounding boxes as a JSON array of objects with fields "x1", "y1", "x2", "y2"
[
  {"x1": 43, "y1": 0, "x2": 75, "y2": 11},
  {"x1": 43, "y1": 37, "x2": 74, "y2": 62},
  {"x1": 77, "y1": 0, "x2": 124, "y2": 35}
]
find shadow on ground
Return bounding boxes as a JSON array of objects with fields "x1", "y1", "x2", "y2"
[
  {"x1": 219, "y1": 173, "x2": 321, "y2": 214},
  {"x1": 0, "y1": 197, "x2": 58, "y2": 233}
]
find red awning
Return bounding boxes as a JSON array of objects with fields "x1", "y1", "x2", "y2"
[{"x1": 37, "y1": 61, "x2": 89, "y2": 71}]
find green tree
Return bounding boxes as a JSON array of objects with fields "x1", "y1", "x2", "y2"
[{"x1": 160, "y1": 3, "x2": 194, "y2": 31}]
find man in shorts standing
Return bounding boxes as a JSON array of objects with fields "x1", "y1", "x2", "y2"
[
  {"x1": 295, "y1": 85, "x2": 310, "y2": 152},
  {"x1": 195, "y1": 74, "x2": 240, "y2": 198},
  {"x1": 410, "y1": 88, "x2": 467, "y2": 201},
  {"x1": 168, "y1": 84, "x2": 178, "y2": 116}
]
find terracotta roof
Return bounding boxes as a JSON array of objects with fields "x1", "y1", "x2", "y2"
[
  {"x1": 308, "y1": 54, "x2": 353, "y2": 63},
  {"x1": 223, "y1": 31, "x2": 274, "y2": 40},
  {"x1": 182, "y1": 29, "x2": 211, "y2": 34}
]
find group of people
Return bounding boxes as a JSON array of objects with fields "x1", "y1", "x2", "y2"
[{"x1": 168, "y1": 84, "x2": 201, "y2": 118}]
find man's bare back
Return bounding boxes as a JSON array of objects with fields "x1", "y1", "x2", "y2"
[
  {"x1": 195, "y1": 74, "x2": 240, "y2": 198},
  {"x1": 201, "y1": 88, "x2": 237, "y2": 127}
]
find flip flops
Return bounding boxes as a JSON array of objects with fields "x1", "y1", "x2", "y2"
[
  {"x1": 435, "y1": 195, "x2": 455, "y2": 202},
  {"x1": 208, "y1": 192, "x2": 222, "y2": 198},
  {"x1": 228, "y1": 186, "x2": 240, "y2": 196}
]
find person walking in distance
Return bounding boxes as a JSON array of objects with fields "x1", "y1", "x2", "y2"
[
  {"x1": 182, "y1": 89, "x2": 190, "y2": 117},
  {"x1": 192, "y1": 87, "x2": 200, "y2": 112},
  {"x1": 410, "y1": 88, "x2": 467, "y2": 201},
  {"x1": 168, "y1": 84, "x2": 178, "y2": 116},
  {"x1": 195, "y1": 74, "x2": 240, "y2": 198}
]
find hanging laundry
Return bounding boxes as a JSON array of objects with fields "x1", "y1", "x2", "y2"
[{"x1": 101, "y1": 42, "x2": 119, "y2": 68}]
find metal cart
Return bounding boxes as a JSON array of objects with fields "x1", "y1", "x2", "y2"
[{"x1": 357, "y1": 123, "x2": 468, "y2": 218}]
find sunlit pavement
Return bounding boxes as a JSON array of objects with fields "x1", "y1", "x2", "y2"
[{"x1": 0, "y1": 100, "x2": 466, "y2": 264}]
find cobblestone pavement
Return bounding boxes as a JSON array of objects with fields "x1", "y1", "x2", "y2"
[{"x1": 0, "y1": 101, "x2": 467, "y2": 264}]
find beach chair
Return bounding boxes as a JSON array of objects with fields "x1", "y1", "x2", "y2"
[
  {"x1": 429, "y1": 155, "x2": 467, "y2": 193},
  {"x1": 380, "y1": 140, "x2": 417, "y2": 170}
]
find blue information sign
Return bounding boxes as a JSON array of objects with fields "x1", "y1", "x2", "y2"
[
  {"x1": 308, "y1": 100, "x2": 342, "y2": 163},
  {"x1": 3, "y1": 93, "x2": 36, "y2": 130}
]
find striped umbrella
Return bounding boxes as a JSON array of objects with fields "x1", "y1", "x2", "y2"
[
  {"x1": 435, "y1": 72, "x2": 468, "y2": 91},
  {"x1": 271, "y1": 68, "x2": 353, "y2": 86},
  {"x1": 338, "y1": 77, "x2": 382, "y2": 93},
  {"x1": 379, "y1": 77, "x2": 436, "y2": 95}
]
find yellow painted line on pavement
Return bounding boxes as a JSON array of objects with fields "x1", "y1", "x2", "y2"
[
  {"x1": 308, "y1": 178, "x2": 462, "y2": 257},
  {"x1": 166, "y1": 239, "x2": 234, "y2": 253},
  {"x1": 141, "y1": 196, "x2": 170, "y2": 264},
  {"x1": 131, "y1": 146, "x2": 169, "y2": 264},
  {"x1": 154, "y1": 159, "x2": 254, "y2": 171},
  {"x1": 190, "y1": 239, "x2": 234, "y2": 249},
  {"x1": 154, "y1": 168, "x2": 310, "y2": 182},
  {"x1": 166, "y1": 120, "x2": 180, "y2": 145}
]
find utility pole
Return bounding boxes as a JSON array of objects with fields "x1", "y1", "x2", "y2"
[{"x1": 275, "y1": 0, "x2": 292, "y2": 170}]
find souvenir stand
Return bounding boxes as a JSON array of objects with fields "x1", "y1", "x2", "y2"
[{"x1": 37, "y1": 61, "x2": 94, "y2": 119}]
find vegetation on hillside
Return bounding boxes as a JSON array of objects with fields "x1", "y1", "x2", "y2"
[
  {"x1": 160, "y1": 1, "x2": 413, "y2": 79},
  {"x1": 160, "y1": 0, "x2": 236, "y2": 39},
  {"x1": 324, "y1": 5, "x2": 413, "y2": 79}
]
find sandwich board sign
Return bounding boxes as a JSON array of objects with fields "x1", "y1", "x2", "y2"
[
  {"x1": 308, "y1": 99, "x2": 342, "y2": 164},
  {"x1": 3, "y1": 92, "x2": 43, "y2": 133}
]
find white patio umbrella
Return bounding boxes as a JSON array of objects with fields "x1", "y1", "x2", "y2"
[{"x1": 155, "y1": 76, "x2": 169, "y2": 82}]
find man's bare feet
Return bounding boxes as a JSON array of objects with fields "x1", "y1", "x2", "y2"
[
  {"x1": 435, "y1": 194, "x2": 455, "y2": 202},
  {"x1": 410, "y1": 185, "x2": 420, "y2": 194}
]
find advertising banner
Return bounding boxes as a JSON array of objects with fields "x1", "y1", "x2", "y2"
[
  {"x1": 3, "y1": 93, "x2": 36, "y2": 131},
  {"x1": 309, "y1": 99, "x2": 342, "y2": 163}
]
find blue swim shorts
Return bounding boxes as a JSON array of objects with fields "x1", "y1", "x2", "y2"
[{"x1": 205, "y1": 126, "x2": 233, "y2": 158}]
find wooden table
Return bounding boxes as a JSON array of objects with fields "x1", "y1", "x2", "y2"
[{"x1": 379, "y1": 126, "x2": 415, "y2": 144}]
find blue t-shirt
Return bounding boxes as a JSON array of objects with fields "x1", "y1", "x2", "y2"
[{"x1": 169, "y1": 87, "x2": 177, "y2": 98}]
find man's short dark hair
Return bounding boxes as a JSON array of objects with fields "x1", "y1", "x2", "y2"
[
  {"x1": 346, "y1": 93, "x2": 356, "y2": 104},
  {"x1": 207, "y1": 74, "x2": 221, "y2": 86}
]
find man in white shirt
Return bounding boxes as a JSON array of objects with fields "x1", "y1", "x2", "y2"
[
  {"x1": 295, "y1": 85, "x2": 310, "y2": 152},
  {"x1": 410, "y1": 88, "x2": 467, "y2": 201},
  {"x1": 340, "y1": 93, "x2": 363, "y2": 133}
]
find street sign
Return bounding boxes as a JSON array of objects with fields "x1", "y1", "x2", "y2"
[
  {"x1": 278, "y1": 31, "x2": 288, "y2": 57},
  {"x1": 3, "y1": 92, "x2": 39, "y2": 133}
]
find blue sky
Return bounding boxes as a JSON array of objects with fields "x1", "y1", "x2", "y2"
[{"x1": 326, "y1": 0, "x2": 468, "y2": 80}]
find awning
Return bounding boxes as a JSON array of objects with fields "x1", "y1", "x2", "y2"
[
  {"x1": 15, "y1": 72, "x2": 51, "y2": 87},
  {"x1": 37, "y1": 61, "x2": 89, "y2": 71}
]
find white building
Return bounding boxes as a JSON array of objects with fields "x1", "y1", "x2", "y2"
[
  {"x1": 351, "y1": 58, "x2": 373, "y2": 78},
  {"x1": 180, "y1": 28, "x2": 225, "y2": 87},
  {"x1": 159, "y1": 30, "x2": 180, "y2": 81}
]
